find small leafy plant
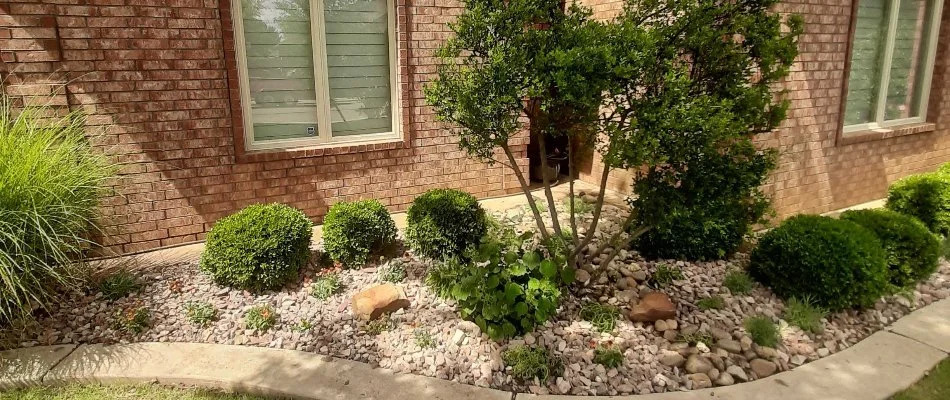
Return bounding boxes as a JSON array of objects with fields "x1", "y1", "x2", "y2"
[
  {"x1": 184, "y1": 301, "x2": 217, "y2": 327},
  {"x1": 502, "y1": 345, "x2": 562, "y2": 382},
  {"x1": 245, "y1": 305, "x2": 277, "y2": 331},
  {"x1": 563, "y1": 196, "x2": 594, "y2": 215},
  {"x1": 579, "y1": 302, "x2": 621, "y2": 333},
  {"x1": 697, "y1": 296, "x2": 725, "y2": 311},
  {"x1": 744, "y1": 315, "x2": 780, "y2": 348},
  {"x1": 379, "y1": 260, "x2": 407, "y2": 283},
  {"x1": 99, "y1": 270, "x2": 142, "y2": 301},
  {"x1": 413, "y1": 329, "x2": 436, "y2": 349},
  {"x1": 310, "y1": 273, "x2": 342, "y2": 300},
  {"x1": 650, "y1": 263, "x2": 684, "y2": 287},
  {"x1": 723, "y1": 269, "x2": 754, "y2": 295},
  {"x1": 293, "y1": 319, "x2": 313, "y2": 332},
  {"x1": 593, "y1": 344, "x2": 623, "y2": 368},
  {"x1": 678, "y1": 330, "x2": 714, "y2": 346},
  {"x1": 363, "y1": 317, "x2": 394, "y2": 335},
  {"x1": 114, "y1": 306, "x2": 150, "y2": 334},
  {"x1": 784, "y1": 296, "x2": 827, "y2": 334}
]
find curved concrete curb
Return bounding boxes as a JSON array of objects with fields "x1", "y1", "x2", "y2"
[{"x1": 2, "y1": 299, "x2": 949, "y2": 400}]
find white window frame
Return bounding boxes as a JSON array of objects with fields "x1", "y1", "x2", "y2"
[
  {"x1": 843, "y1": 0, "x2": 943, "y2": 134},
  {"x1": 232, "y1": 0, "x2": 402, "y2": 151}
]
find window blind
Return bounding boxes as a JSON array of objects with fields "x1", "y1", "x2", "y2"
[
  {"x1": 844, "y1": 0, "x2": 888, "y2": 126},
  {"x1": 885, "y1": 0, "x2": 933, "y2": 120}
]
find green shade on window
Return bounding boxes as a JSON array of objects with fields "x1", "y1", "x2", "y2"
[
  {"x1": 885, "y1": 0, "x2": 935, "y2": 120},
  {"x1": 844, "y1": 0, "x2": 888, "y2": 126}
]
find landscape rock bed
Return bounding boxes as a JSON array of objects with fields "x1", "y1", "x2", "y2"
[{"x1": 4, "y1": 204, "x2": 950, "y2": 396}]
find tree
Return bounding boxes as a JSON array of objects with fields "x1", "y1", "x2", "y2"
[{"x1": 426, "y1": 0, "x2": 802, "y2": 271}]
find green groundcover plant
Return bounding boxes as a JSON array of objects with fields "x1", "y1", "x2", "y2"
[{"x1": 0, "y1": 93, "x2": 115, "y2": 323}]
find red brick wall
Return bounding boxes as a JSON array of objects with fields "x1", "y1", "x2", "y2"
[
  {"x1": 577, "y1": 0, "x2": 950, "y2": 219},
  {"x1": 0, "y1": 0, "x2": 526, "y2": 254}
]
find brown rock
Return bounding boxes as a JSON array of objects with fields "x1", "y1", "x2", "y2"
[
  {"x1": 351, "y1": 284, "x2": 410, "y2": 320},
  {"x1": 750, "y1": 358, "x2": 777, "y2": 378},
  {"x1": 628, "y1": 292, "x2": 676, "y2": 322}
]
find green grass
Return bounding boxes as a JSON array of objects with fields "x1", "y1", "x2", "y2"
[
  {"x1": 697, "y1": 295, "x2": 725, "y2": 311},
  {"x1": 650, "y1": 263, "x2": 684, "y2": 287},
  {"x1": 562, "y1": 196, "x2": 594, "y2": 215},
  {"x1": 784, "y1": 296, "x2": 827, "y2": 334},
  {"x1": 744, "y1": 315, "x2": 780, "y2": 348},
  {"x1": 0, "y1": 383, "x2": 273, "y2": 400},
  {"x1": 892, "y1": 358, "x2": 950, "y2": 400},
  {"x1": 723, "y1": 269, "x2": 754, "y2": 295},
  {"x1": 593, "y1": 344, "x2": 623, "y2": 368},
  {"x1": 502, "y1": 345, "x2": 563, "y2": 381},
  {"x1": 579, "y1": 302, "x2": 621, "y2": 333},
  {"x1": 0, "y1": 93, "x2": 115, "y2": 323},
  {"x1": 99, "y1": 270, "x2": 143, "y2": 301}
]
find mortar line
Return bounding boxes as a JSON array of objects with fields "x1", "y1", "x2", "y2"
[
  {"x1": 39, "y1": 344, "x2": 81, "y2": 383},
  {"x1": 886, "y1": 329, "x2": 950, "y2": 356}
]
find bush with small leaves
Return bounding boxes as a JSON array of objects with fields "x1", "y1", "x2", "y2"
[
  {"x1": 750, "y1": 215, "x2": 890, "y2": 310},
  {"x1": 245, "y1": 305, "x2": 277, "y2": 331},
  {"x1": 784, "y1": 296, "x2": 826, "y2": 334},
  {"x1": 886, "y1": 172, "x2": 950, "y2": 235},
  {"x1": 323, "y1": 199, "x2": 397, "y2": 268},
  {"x1": 99, "y1": 270, "x2": 142, "y2": 301},
  {"x1": 363, "y1": 317, "x2": 394, "y2": 335},
  {"x1": 697, "y1": 296, "x2": 725, "y2": 311},
  {"x1": 744, "y1": 315, "x2": 780, "y2": 348},
  {"x1": 310, "y1": 273, "x2": 342, "y2": 300},
  {"x1": 841, "y1": 209, "x2": 940, "y2": 288},
  {"x1": 593, "y1": 345, "x2": 623, "y2": 368},
  {"x1": 579, "y1": 303, "x2": 621, "y2": 333},
  {"x1": 650, "y1": 264, "x2": 684, "y2": 288},
  {"x1": 723, "y1": 270, "x2": 754, "y2": 295},
  {"x1": 184, "y1": 301, "x2": 216, "y2": 327},
  {"x1": 114, "y1": 306, "x2": 149, "y2": 334},
  {"x1": 502, "y1": 345, "x2": 562, "y2": 382},
  {"x1": 414, "y1": 329, "x2": 436, "y2": 349},
  {"x1": 379, "y1": 260, "x2": 407, "y2": 283},
  {"x1": 200, "y1": 203, "x2": 312, "y2": 292},
  {"x1": 406, "y1": 189, "x2": 487, "y2": 261}
]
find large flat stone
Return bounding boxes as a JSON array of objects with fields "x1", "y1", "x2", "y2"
[
  {"x1": 519, "y1": 331, "x2": 945, "y2": 400},
  {"x1": 0, "y1": 344, "x2": 76, "y2": 389},
  {"x1": 45, "y1": 342, "x2": 510, "y2": 400},
  {"x1": 890, "y1": 298, "x2": 950, "y2": 353}
]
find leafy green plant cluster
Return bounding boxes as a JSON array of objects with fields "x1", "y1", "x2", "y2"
[
  {"x1": 244, "y1": 305, "x2": 277, "y2": 331},
  {"x1": 593, "y1": 345, "x2": 624, "y2": 368},
  {"x1": 406, "y1": 189, "x2": 487, "y2": 261},
  {"x1": 744, "y1": 315, "x2": 780, "y2": 348},
  {"x1": 678, "y1": 330, "x2": 714, "y2": 346},
  {"x1": 293, "y1": 319, "x2": 313, "y2": 332},
  {"x1": 0, "y1": 94, "x2": 115, "y2": 323},
  {"x1": 697, "y1": 296, "x2": 725, "y2": 311},
  {"x1": 502, "y1": 345, "x2": 562, "y2": 382},
  {"x1": 114, "y1": 306, "x2": 150, "y2": 334},
  {"x1": 841, "y1": 209, "x2": 940, "y2": 289},
  {"x1": 310, "y1": 273, "x2": 342, "y2": 300},
  {"x1": 750, "y1": 215, "x2": 890, "y2": 310},
  {"x1": 426, "y1": 228, "x2": 574, "y2": 340},
  {"x1": 723, "y1": 270, "x2": 754, "y2": 295},
  {"x1": 363, "y1": 317, "x2": 394, "y2": 336},
  {"x1": 413, "y1": 329, "x2": 437, "y2": 349},
  {"x1": 379, "y1": 260, "x2": 407, "y2": 283},
  {"x1": 323, "y1": 199, "x2": 396, "y2": 268},
  {"x1": 649, "y1": 263, "x2": 683, "y2": 287},
  {"x1": 99, "y1": 270, "x2": 143, "y2": 301},
  {"x1": 200, "y1": 203, "x2": 312, "y2": 292},
  {"x1": 784, "y1": 296, "x2": 826, "y2": 334},
  {"x1": 184, "y1": 301, "x2": 217, "y2": 327},
  {"x1": 579, "y1": 303, "x2": 621, "y2": 333},
  {"x1": 887, "y1": 171, "x2": 950, "y2": 235},
  {"x1": 563, "y1": 196, "x2": 594, "y2": 215}
]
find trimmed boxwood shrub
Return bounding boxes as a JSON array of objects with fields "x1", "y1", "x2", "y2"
[
  {"x1": 886, "y1": 172, "x2": 950, "y2": 235},
  {"x1": 406, "y1": 189, "x2": 487, "y2": 260},
  {"x1": 323, "y1": 199, "x2": 397, "y2": 267},
  {"x1": 840, "y1": 209, "x2": 940, "y2": 288},
  {"x1": 749, "y1": 215, "x2": 889, "y2": 310},
  {"x1": 200, "y1": 203, "x2": 313, "y2": 292}
]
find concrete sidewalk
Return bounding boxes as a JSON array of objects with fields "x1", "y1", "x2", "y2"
[{"x1": 2, "y1": 298, "x2": 948, "y2": 400}]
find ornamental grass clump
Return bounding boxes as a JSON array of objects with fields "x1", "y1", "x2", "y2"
[
  {"x1": 98, "y1": 269, "x2": 142, "y2": 301},
  {"x1": 0, "y1": 93, "x2": 115, "y2": 323},
  {"x1": 502, "y1": 345, "x2": 562, "y2": 382}
]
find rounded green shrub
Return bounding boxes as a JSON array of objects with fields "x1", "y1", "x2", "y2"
[
  {"x1": 749, "y1": 215, "x2": 889, "y2": 310},
  {"x1": 200, "y1": 203, "x2": 313, "y2": 291},
  {"x1": 840, "y1": 209, "x2": 940, "y2": 288},
  {"x1": 886, "y1": 172, "x2": 950, "y2": 235},
  {"x1": 323, "y1": 199, "x2": 397, "y2": 267},
  {"x1": 406, "y1": 189, "x2": 487, "y2": 260}
]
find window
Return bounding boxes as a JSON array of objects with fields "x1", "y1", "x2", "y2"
[
  {"x1": 843, "y1": 0, "x2": 943, "y2": 133},
  {"x1": 233, "y1": 0, "x2": 400, "y2": 151}
]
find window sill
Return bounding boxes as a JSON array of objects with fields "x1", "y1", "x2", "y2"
[
  {"x1": 235, "y1": 137, "x2": 410, "y2": 163},
  {"x1": 838, "y1": 122, "x2": 937, "y2": 146}
]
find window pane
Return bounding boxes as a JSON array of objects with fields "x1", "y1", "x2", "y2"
[
  {"x1": 844, "y1": 0, "x2": 890, "y2": 126},
  {"x1": 884, "y1": 0, "x2": 934, "y2": 121},
  {"x1": 324, "y1": 0, "x2": 394, "y2": 137},
  {"x1": 243, "y1": 0, "x2": 320, "y2": 141}
]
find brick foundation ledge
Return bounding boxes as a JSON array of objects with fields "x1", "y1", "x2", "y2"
[{"x1": 2, "y1": 299, "x2": 949, "y2": 400}]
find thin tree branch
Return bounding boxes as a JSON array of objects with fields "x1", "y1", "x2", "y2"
[
  {"x1": 534, "y1": 109, "x2": 563, "y2": 239},
  {"x1": 501, "y1": 142, "x2": 552, "y2": 242}
]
